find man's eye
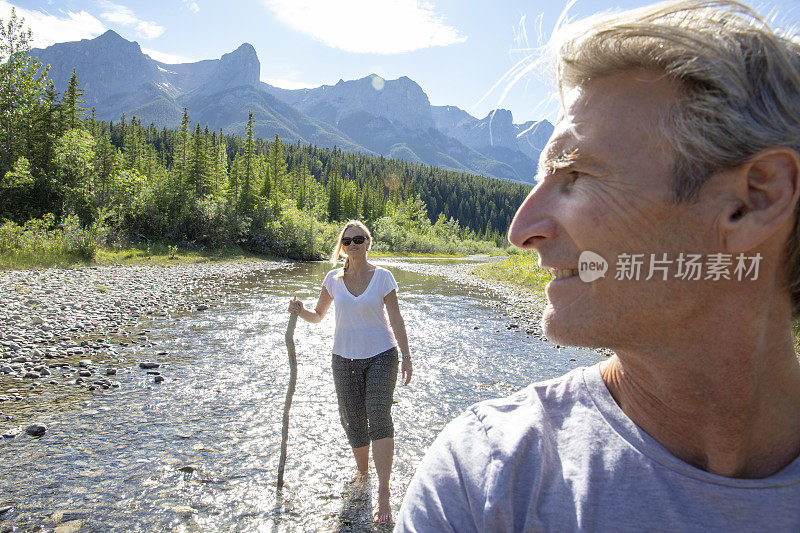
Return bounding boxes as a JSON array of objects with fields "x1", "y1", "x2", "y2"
[{"x1": 561, "y1": 171, "x2": 580, "y2": 191}]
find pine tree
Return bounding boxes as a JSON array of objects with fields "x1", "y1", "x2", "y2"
[
  {"x1": 94, "y1": 132, "x2": 116, "y2": 205},
  {"x1": 267, "y1": 133, "x2": 288, "y2": 197},
  {"x1": 189, "y1": 123, "x2": 209, "y2": 197},
  {"x1": 62, "y1": 68, "x2": 86, "y2": 130},
  {"x1": 239, "y1": 110, "x2": 257, "y2": 213},
  {"x1": 326, "y1": 169, "x2": 343, "y2": 222},
  {"x1": 213, "y1": 129, "x2": 228, "y2": 196},
  {"x1": 173, "y1": 108, "x2": 191, "y2": 195}
]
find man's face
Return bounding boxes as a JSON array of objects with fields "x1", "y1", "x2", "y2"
[{"x1": 508, "y1": 70, "x2": 721, "y2": 350}]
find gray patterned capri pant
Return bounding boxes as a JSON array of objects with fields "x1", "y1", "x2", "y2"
[{"x1": 331, "y1": 347, "x2": 399, "y2": 449}]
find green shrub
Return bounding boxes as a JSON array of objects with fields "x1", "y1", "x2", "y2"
[{"x1": 0, "y1": 213, "x2": 108, "y2": 268}]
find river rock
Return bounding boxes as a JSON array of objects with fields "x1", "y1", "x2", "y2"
[
  {"x1": 54, "y1": 520, "x2": 85, "y2": 533},
  {"x1": 25, "y1": 423, "x2": 47, "y2": 437},
  {"x1": 154, "y1": 375, "x2": 165, "y2": 383},
  {"x1": 3, "y1": 427, "x2": 21, "y2": 438},
  {"x1": 52, "y1": 509, "x2": 90, "y2": 522},
  {"x1": 139, "y1": 362, "x2": 160, "y2": 369},
  {"x1": 106, "y1": 368, "x2": 117, "y2": 375}
]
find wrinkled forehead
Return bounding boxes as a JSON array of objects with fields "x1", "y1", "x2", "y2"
[
  {"x1": 343, "y1": 226, "x2": 367, "y2": 238},
  {"x1": 544, "y1": 71, "x2": 679, "y2": 175}
]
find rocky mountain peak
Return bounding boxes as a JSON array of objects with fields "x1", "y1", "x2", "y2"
[
  {"x1": 484, "y1": 108, "x2": 513, "y2": 126},
  {"x1": 95, "y1": 29, "x2": 128, "y2": 44},
  {"x1": 201, "y1": 42, "x2": 260, "y2": 94}
]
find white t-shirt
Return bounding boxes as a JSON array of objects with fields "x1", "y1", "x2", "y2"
[{"x1": 322, "y1": 266, "x2": 399, "y2": 359}]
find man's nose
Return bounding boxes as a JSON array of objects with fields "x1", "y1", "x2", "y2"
[{"x1": 507, "y1": 182, "x2": 557, "y2": 249}]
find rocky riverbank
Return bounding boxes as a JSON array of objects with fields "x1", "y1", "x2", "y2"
[
  {"x1": 0, "y1": 257, "x2": 582, "y2": 440},
  {"x1": 0, "y1": 261, "x2": 287, "y2": 437}
]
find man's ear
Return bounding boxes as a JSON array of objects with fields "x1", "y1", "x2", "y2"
[{"x1": 719, "y1": 148, "x2": 800, "y2": 254}]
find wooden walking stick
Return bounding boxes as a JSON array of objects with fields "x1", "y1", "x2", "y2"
[{"x1": 277, "y1": 300, "x2": 299, "y2": 488}]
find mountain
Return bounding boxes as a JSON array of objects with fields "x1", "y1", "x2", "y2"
[
  {"x1": 31, "y1": 31, "x2": 551, "y2": 183},
  {"x1": 433, "y1": 106, "x2": 554, "y2": 181},
  {"x1": 264, "y1": 74, "x2": 526, "y2": 179},
  {"x1": 31, "y1": 30, "x2": 366, "y2": 152}
]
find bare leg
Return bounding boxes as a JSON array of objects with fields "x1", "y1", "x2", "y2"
[
  {"x1": 372, "y1": 437, "x2": 393, "y2": 523},
  {"x1": 352, "y1": 444, "x2": 370, "y2": 485}
]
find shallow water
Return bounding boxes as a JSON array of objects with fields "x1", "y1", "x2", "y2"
[{"x1": 0, "y1": 260, "x2": 604, "y2": 531}]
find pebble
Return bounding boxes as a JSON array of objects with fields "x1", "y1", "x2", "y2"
[
  {"x1": 3, "y1": 427, "x2": 21, "y2": 438},
  {"x1": 25, "y1": 423, "x2": 47, "y2": 437},
  {"x1": 51, "y1": 509, "x2": 90, "y2": 523},
  {"x1": 154, "y1": 375, "x2": 165, "y2": 383},
  {"x1": 54, "y1": 520, "x2": 85, "y2": 533},
  {"x1": 139, "y1": 362, "x2": 160, "y2": 369}
]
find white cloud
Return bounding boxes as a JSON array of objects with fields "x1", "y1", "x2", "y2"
[
  {"x1": 98, "y1": 1, "x2": 164, "y2": 39},
  {"x1": 142, "y1": 47, "x2": 196, "y2": 64},
  {"x1": 181, "y1": 0, "x2": 199, "y2": 13},
  {"x1": 0, "y1": 1, "x2": 106, "y2": 47},
  {"x1": 135, "y1": 20, "x2": 164, "y2": 39},
  {"x1": 98, "y1": 1, "x2": 136, "y2": 25},
  {"x1": 264, "y1": 0, "x2": 466, "y2": 54}
]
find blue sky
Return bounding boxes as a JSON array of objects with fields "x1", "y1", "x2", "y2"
[{"x1": 3, "y1": 0, "x2": 800, "y2": 123}]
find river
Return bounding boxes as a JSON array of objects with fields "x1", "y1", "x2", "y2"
[{"x1": 0, "y1": 259, "x2": 605, "y2": 531}]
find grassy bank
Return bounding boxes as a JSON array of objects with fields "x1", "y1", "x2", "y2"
[
  {"x1": 95, "y1": 243, "x2": 272, "y2": 267},
  {"x1": 473, "y1": 252, "x2": 551, "y2": 294},
  {"x1": 0, "y1": 211, "x2": 510, "y2": 270}
]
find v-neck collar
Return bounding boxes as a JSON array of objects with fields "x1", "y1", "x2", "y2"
[{"x1": 343, "y1": 267, "x2": 377, "y2": 299}]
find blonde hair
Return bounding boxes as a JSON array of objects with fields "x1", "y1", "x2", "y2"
[
  {"x1": 549, "y1": 0, "x2": 800, "y2": 316},
  {"x1": 330, "y1": 220, "x2": 372, "y2": 278}
]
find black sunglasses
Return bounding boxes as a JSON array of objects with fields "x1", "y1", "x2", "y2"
[{"x1": 341, "y1": 235, "x2": 367, "y2": 246}]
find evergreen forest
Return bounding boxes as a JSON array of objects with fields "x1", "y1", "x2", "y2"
[{"x1": 0, "y1": 10, "x2": 532, "y2": 265}]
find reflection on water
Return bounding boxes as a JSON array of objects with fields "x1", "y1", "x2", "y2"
[{"x1": 0, "y1": 260, "x2": 604, "y2": 531}]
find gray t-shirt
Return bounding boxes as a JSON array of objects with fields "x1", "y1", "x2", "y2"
[{"x1": 396, "y1": 364, "x2": 800, "y2": 532}]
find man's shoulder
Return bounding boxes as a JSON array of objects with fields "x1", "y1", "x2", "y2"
[
  {"x1": 396, "y1": 365, "x2": 606, "y2": 532},
  {"x1": 462, "y1": 365, "x2": 597, "y2": 455}
]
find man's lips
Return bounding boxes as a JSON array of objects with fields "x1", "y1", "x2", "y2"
[{"x1": 551, "y1": 268, "x2": 579, "y2": 280}]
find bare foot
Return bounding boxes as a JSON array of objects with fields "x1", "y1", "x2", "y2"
[
  {"x1": 351, "y1": 470, "x2": 369, "y2": 490},
  {"x1": 373, "y1": 488, "x2": 391, "y2": 524}
]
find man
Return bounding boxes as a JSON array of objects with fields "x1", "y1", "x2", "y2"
[{"x1": 396, "y1": 1, "x2": 800, "y2": 530}]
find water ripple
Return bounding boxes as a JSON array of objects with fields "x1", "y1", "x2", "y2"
[{"x1": 0, "y1": 261, "x2": 604, "y2": 531}]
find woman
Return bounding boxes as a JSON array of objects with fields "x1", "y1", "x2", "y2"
[{"x1": 288, "y1": 220, "x2": 412, "y2": 524}]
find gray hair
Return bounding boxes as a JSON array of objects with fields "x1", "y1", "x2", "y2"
[{"x1": 551, "y1": 0, "x2": 800, "y2": 315}]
